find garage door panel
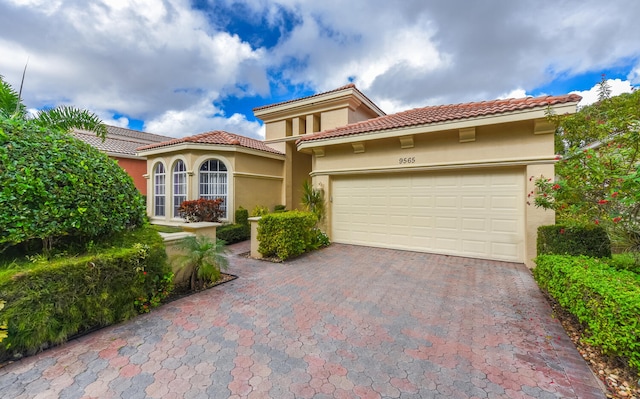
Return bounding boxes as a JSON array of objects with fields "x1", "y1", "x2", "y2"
[
  {"x1": 462, "y1": 218, "x2": 487, "y2": 232},
  {"x1": 435, "y1": 216, "x2": 458, "y2": 229},
  {"x1": 435, "y1": 237, "x2": 458, "y2": 250},
  {"x1": 436, "y1": 196, "x2": 458, "y2": 208},
  {"x1": 462, "y1": 196, "x2": 486, "y2": 209},
  {"x1": 491, "y1": 196, "x2": 519, "y2": 210},
  {"x1": 462, "y1": 240, "x2": 488, "y2": 254},
  {"x1": 332, "y1": 169, "x2": 524, "y2": 262},
  {"x1": 492, "y1": 219, "x2": 518, "y2": 234},
  {"x1": 492, "y1": 242, "x2": 519, "y2": 257}
]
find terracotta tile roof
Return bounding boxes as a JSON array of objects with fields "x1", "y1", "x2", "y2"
[
  {"x1": 297, "y1": 94, "x2": 582, "y2": 143},
  {"x1": 253, "y1": 83, "x2": 385, "y2": 116},
  {"x1": 136, "y1": 130, "x2": 284, "y2": 155},
  {"x1": 73, "y1": 125, "x2": 173, "y2": 156}
]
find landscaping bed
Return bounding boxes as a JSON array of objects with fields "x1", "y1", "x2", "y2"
[
  {"x1": 164, "y1": 272, "x2": 237, "y2": 303},
  {"x1": 534, "y1": 254, "x2": 640, "y2": 398},
  {"x1": 545, "y1": 293, "x2": 640, "y2": 399}
]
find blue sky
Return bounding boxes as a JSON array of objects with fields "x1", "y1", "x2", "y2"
[{"x1": 0, "y1": 0, "x2": 639, "y2": 139}]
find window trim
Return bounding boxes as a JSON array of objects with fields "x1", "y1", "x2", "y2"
[
  {"x1": 153, "y1": 162, "x2": 166, "y2": 217},
  {"x1": 198, "y1": 159, "x2": 229, "y2": 219},
  {"x1": 172, "y1": 159, "x2": 187, "y2": 218}
]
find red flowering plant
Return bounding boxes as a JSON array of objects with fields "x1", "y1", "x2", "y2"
[
  {"x1": 179, "y1": 198, "x2": 224, "y2": 222},
  {"x1": 532, "y1": 88, "x2": 640, "y2": 251}
]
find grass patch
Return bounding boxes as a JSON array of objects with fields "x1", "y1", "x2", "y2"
[{"x1": 150, "y1": 224, "x2": 183, "y2": 234}]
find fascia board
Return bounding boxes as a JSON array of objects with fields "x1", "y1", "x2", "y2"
[
  {"x1": 108, "y1": 153, "x2": 145, "y2": 160},
  {"x1": 255, "y1": 88, "x2": 385, "y2": 121},
  {"x1": 136, "y1": 143, "x2": 285, "y2": 160}
]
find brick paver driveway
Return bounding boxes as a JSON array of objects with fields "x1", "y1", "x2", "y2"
[{"x1": 0, "y1": 242, "x2": 604, "y2": 398}]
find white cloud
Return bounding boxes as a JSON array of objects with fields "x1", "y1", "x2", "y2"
[
  {"x1": 0, "y1": 0, "x2": 263, "y2": 135},
  {"x1": 629, "y1": 63, "x2": 640, "y2": 85},
  {"x1": 498, "y1": 89, "x2": 528, "y2": 100},
  {"x1": 249, "y1": 0, "x2": 640, "y2": 109},
  {"x1": 144, "y1": 96, "x2": 264, "y2": 139},
  {"x1": 571, "y1": 79, "x2": 636, "y2": 107},
  {"x1": 2, "y1": 0, "x2": 640, "y2": 137},
  {"x1": 101, "y1": 115, "x2": 130, "y2": 129}
]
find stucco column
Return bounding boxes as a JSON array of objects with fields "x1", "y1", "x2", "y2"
[
  {"x1": 525, "y1": 163, "x2": 556, "y2": 268},
  {"x1": 249, "y1": 217, "x2": 263, "y2": 259}
]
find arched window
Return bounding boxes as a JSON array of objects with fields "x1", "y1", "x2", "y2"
[
  {"x1": 153, "y1": 162, "x2": 166, "y2": 217},
  {"x1": 199, "y1": 159, "x2": 228, "y2": 218},
  {"x1": 172, "y1": 160, "x2": 187, "y2": 218}
]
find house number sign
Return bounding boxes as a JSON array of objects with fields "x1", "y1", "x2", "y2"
[{"x1": 398, "y1": 157, "x2": 416, "y2": 164}]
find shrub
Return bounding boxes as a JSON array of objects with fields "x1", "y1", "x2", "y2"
[
  {"x1": 534, "y1": 255, "x2": 640, "y2": 373},
  {"x1": 235, "y1": 207, "x2": 249, "y2": 227},
  {"x1": 308, "y1": 228, "x2": 331, "y2": 250},
  {"x1": 0, "y1": 118, "x2": 146, "y2": 254},
  {"x1": 257, "y1": 211, "x2": 318, "y2": 260},
  {"x1": 0, "y1": 226, "x2": 171, "y2": 361},
  {"x1": 609, "y1": 253, "x2": 640, "y2": 274},
  {"x1": 251, "y1": 205, "x2": 270, "y2": 217},
  {"x1": 216, "y1": 224, "x2": 249, "y2": 244},
  {"x1": 301, "y1": 180, "x2": 325, "y2": 223},
  {"x1": 274, "y1": 205, "x2": 287, "y2": 213},
  {"x1": 179, "y1": 198, "x2": 224, "y2": 222},
  {"x1": 215, "y1": 207, "x2": 250, "y2": 244},
  {"x1": 173, "y1": 236, "x2": 228, "y2": 291},
  {"x1": 537, "y1": 224, "x2": 611, "y2": 258}
]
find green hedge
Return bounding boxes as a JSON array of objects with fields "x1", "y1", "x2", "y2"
[
  {"x1": 0, "y1": 226, "x2": 172, "y2": 361},
  {"x1": 0, "y1": 117, "x2": 146, "y2": 254},
  {"x1": 235, "y1": 207, "x2": 249, "y2": 226},
  {"x1": 537, "y1": 224, "x2": 611, "y2": 258},
  {"x1": 216, "y1": 208, "x2": 250, "y2": 244},
  {"x1": 257, "y1": 211, "x2": 317, "y2": 260},
  {"x1": 534, "y1": 255, "x2": 640, "y2": 372},
  {"x1": 217, "y1": 224, "x2": 249, "y2": 244}
]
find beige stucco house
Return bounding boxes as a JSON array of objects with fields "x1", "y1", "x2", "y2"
[
  {"x1": 138, "y1": 84, "x2": 581, "y2": 266},
  {"x1": 137, "y1": 131, "x2": 284, "y2": 223}
]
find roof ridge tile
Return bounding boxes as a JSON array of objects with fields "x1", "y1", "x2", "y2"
[{"x1": 137, "y1": 130, "x2": 283, "y2": 155}]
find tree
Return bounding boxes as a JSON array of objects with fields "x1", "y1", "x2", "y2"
[
  {"x1": 0, "y1": 75, "x2": 145, "y2": 255},
  {"x1": 0, "y1": 75, "x2": 107, "y2": 140},
  {"x1": 534, "y1": 88, "x2": 640, "y2": 251}
]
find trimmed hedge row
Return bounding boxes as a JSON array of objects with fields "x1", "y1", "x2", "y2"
[
  {"x1": 257, "y1": 211, "x2": 318, "y2": 260},
  {"x1": 0, "y1": 226, "x2": 172, "y2": 361},
  {"x1": 534, "y1": 255, "x2": 640, "y2": 372},
  {"x1": 216, "y1": 208, "x2": 250, "y2": 244},
  {"x1": 537, "y1": 224, "x2": 611, "y2": 258},
  {"x1": 217, "y1": 224, "x2": 249, "y2": 244}
]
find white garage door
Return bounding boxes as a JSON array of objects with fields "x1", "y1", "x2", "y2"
[{"x1": 331, "y1": 169, "x2": 525, "y2": 262}]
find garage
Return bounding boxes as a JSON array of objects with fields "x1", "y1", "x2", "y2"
[
  {"x1": 295, "y1": 93, "x2": 581, "y2": 267},
  {"x1": 331, "y1": 168, "x2": 525, "y2": 262}
]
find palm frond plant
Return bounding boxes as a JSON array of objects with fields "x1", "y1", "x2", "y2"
[
  {"x1": 0, "y1": 74, "x2": 107, "y2": 140},
  {"x1": 300, "y1": 180, "x2": 325, "y2": 224},
  {"x1": 174, "y1": 235, "x2": 229, "y2": 291}
]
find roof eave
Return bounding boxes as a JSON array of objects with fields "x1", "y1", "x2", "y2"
[
  {"x1": 297, "y1": 101, "x2": 578, "y2": 150},
  {"x1": 254, "y1": 86, "x2": 385, "y2": 121},
  {"x1": 136, "y1": 142, "x2": 285, "y2": 160}
]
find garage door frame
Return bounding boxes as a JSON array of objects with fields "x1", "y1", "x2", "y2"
[{"x1": 329, "y1": 167, "x2": 526, "y2": 262}]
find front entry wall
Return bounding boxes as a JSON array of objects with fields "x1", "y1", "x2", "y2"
[{"x1": 331, "y1": 169, "x2": 525, "y2": 262}]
